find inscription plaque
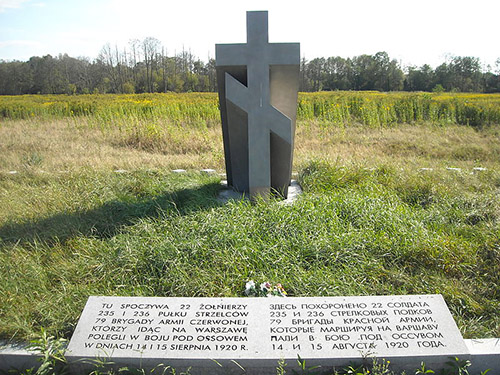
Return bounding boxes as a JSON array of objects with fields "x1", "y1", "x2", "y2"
[{"x1": 66, "y1": 295, "x2": 469, "y2": 374}]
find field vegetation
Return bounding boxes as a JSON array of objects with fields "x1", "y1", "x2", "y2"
[
  {"x1": 2, "y1": 91, "x2": 500, "y2": 127},
  {"x1": 0, "y1": 92, "x2": 499, "y2": 351}
]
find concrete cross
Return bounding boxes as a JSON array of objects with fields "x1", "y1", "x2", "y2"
[{"x1": 216, "y1": 11, "x2": 300, "y2": 200}]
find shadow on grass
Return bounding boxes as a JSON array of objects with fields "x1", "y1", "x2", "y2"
[{"x1": 0, "y1": 182, "x2": 221, "y2": 246}]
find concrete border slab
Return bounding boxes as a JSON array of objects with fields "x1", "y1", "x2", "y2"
[
  {"x1": 0, "y1": 341, "x2": 41, "y2": 373},
  {"x1": 465, "y1": 338, "x2": 500, "y2": 374}
]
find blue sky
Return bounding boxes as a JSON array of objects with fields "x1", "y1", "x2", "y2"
[{"x1": 1, "y1": 0, "x2": 499, "y2": 69}]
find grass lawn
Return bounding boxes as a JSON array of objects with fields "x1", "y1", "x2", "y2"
[{"x1": 0, "y1": 93, "x2": 499, "y2": 346}]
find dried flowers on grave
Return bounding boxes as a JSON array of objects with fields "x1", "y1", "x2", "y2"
[{"x1": 244, "y1": 280, "x2": 287, "y2": 297}]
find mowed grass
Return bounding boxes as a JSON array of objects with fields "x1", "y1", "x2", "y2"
[{"x1": 0, "y1": 93, "x2": 499, "y2": 343}]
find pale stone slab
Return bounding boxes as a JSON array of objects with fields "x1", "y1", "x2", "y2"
[
  {"x1": 66, "y1": 295, "x2": 469, "y2": 374},
  {"x1": 278, "y1": 180, "x2": 302, "y2": 206},
  {"x1": 200, "y1": 169, "x2": 217, "y2": 174}
]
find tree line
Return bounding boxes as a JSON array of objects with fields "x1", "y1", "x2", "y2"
[
  {"x1": 0, "y1": 37, "x2": 499, "y2": 95},
  {"x1": 301, "y1": 52, "x2": 500, "y2": 93}
]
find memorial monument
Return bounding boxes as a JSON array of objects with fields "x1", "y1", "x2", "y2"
[
  {"x1": 216, "y1": 11, "x2": 300, "y2": 200},
  {"x1": 59, "y1": 11, "x2": 492, "y2": 375}
]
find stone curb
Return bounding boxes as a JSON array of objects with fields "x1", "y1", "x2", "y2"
[
  {"x1": 0, "y1": 342, "x2": 41, "y2": 373},
  {"x1": 2, "y1": 339, "x2": 498, "y2": 373},
  {"x1": 466, "y1": 338, "x2": 500, "y2": 374}
]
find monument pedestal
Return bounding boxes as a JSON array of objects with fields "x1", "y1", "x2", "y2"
[{"x1": 217, "y1": 180, "x2": 302, "y2": 205}]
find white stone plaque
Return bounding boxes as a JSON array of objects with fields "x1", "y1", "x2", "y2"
[{"x1": 66, "y1": 295, "x2": 469, "y2": 374}]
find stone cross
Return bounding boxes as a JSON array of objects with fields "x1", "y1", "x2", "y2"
[{"x1": 216, "y1": 11, "x2": 300, "y2": 200}]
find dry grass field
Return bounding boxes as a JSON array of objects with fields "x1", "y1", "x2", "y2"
[{"x1": 0, "y1": 93, "x2": 499, "y2": 351}]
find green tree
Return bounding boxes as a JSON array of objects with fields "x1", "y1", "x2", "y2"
[
  {"x1": 405, "y1": 64, "x2": 434, "y2": 91},
  {"x1": 142, "y1": 37, "x2": 161, "y2": 92},
  {"x1": 449, "y1": 56, "x2": 482, "y2": 92},
  {"x1": 352, "y1": 54, "x2": 377, "y2": 90},
  {"x1": 323, "y1": 56, "x2": 353, "y2": 90},
  {"x1": 434, "y1": 63, "x2": 452, "y2": 91}
]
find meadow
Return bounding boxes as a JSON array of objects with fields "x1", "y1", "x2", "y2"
[
  {"x1": 0, "y1": 91, "x2": 499, "y2": 369},
  {"x1": 2, "y1": 91, "x2": 500, "y2": 126}
]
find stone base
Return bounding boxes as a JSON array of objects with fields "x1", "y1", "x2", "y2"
[
  {"x1": 217, "y1": 180, "x2": 302, "y2": 205},
  {"x1": 1, "y1": 337, "x2": 499, "y2": 374}
]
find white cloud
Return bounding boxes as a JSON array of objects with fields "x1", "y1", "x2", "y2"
[{"x1": 0, "y1": 0, "x2": 29, "y2": 13}]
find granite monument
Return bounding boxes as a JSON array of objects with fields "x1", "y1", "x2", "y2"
[{"x1": 216, "y1": 11, "x2": 300, "y2": 200}]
